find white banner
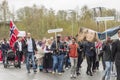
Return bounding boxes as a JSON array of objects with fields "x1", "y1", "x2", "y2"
[
  {"x1": 48, "y1": 28, "x2": 63, "y2": 33},
  {"x1": 95, "y1": 16, "x2": 115, "y2": 22}
]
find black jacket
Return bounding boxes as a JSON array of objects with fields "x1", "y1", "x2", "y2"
[
  {"x1": 112, "y1": 39, "x2": 120, "y2": 63},
  {"x1": 84, "y1": 41, "x2": 95, "y2": 57},
  {"x1": 77, "y1": 42, "x2": 84, "y2": 54},
  {"x1": 51, "y1": 40, "x2": 64, "y2": 54},
  {"x1": 14, "y1": 41, "x2": 24, "y2": 52},
  {"x1": 102, "y1": 42, "x2": 113, "y2": 61},
  {"x1": 26, "y1": 38, "x2": 37, "y2": 53}
]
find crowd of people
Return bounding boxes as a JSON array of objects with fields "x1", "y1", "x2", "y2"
[{"x1": 0, "y1": 30, "x2": 120, "y2": 80}]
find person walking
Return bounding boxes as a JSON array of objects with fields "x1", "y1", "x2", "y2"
[
  {"x1": 22, "y1": 37, "x2": 27, "y2": 63},
  {"x1": 1, "y1": 38, "x2": 10, "y2": 64},
  {"x1": 76, "y1": 41, "x2": 84, "y2": 76},
  {"x1": 64, "y1": 36, "x2": 71, "y2": 69},
  {"x1": 43, "y1": 39, "x2": 53, "y2": 73},
  {"x1": 36, "y1": 41, "x2": 44, "y2": 72},
  {"x1": 51, "y1": 34, "x2": 65, "y2": 75},
  {"x1": 112, "y1": 30, "x2": 120, "y2": 80},
  {"x1": 85, "y1": 41, "x2": 95, "y2": 76},
  {"x1": 25, "y1": 33, "x2": 37, "y2": 73},
  {"x1": 102, "y1": 37, "x2": 113, "y2": 80},
  {"x1": 14, "y1": 36, "x2": 23, "y2": 68},
  {"x1": 69, "y1": 38, "x2": 78, "y2": 78}
]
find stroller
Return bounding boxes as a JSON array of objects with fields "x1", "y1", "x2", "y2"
[{"x1": 4, "y1": 49, "x2": 18, "y2": 68}]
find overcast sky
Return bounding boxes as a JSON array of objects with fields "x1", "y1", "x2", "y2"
[{"x1": 1, "y1": 0, "x2": 120, "y2": 12}]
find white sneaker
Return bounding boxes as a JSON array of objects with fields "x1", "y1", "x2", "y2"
[
  {"x1": 52, "y1": 71, "x2": 55, "y2": 74},
  {"x1": 111, "y1": 73, "x2": 117, "y2": 77},
  {"x1": 65, "y1": 67, "x2": 69, "y2": 70},
  {"x1": 70, "y1": 74, "x2": 73, "y2": 78},
  {"x1": 58, "y1": 72, "x2": 62, "y2": 75},
  {"x1": 73, "y1": 75, "x2": 76, "y2": 78}
]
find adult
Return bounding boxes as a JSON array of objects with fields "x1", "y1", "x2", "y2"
[
  {"x1": 64, "y1": 36, "x2": 71, "y2": 69},
  {"x1": 85, "y1": 41, "x2": 95, "y2": 76},
  {"x1": 76, "y1": 41, "x2": 84, "y2": 76},
  {"x1": 112, "y1": 30, "x2": 120, "y2": 80},
  {"x1": 36, "y1": 41, "x2": 44, "y2": 72},
  {"x1": 43, "y1": 39, "x2": 53, "y2": 73},
  {"x1": 51, "y1": 34, "x2": 65, "y2": 75},
  {"x1": 14, "y1": 36, "x2": 23, "y2": 68},
  {"x1": 25, "y1": 33, "x2": 37, "y2": 73},
  {"x1": 102, "y1": 37, "x2": 113, "y2": 80},
  {"x1": 69, "y1": 38, "x2": 78, "y2": 78},
  {"x1": 22, "y1": 37, "x2": 28, "y2": 63},
  {"x1": 1, "y1": 38, "x2": 10, "y2": 64}
]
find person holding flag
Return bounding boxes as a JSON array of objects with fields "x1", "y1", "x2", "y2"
[{"x1": 14, "y1": 35, "x2": 23, "y2": 69}]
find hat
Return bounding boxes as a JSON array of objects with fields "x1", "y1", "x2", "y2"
[{"x1": 57, "y1": 34, "x2": 61, "y2": 38}]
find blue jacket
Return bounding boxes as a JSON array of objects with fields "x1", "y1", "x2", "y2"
[
  {"x1": 85, "y1": 41, "x2": 95, "y2": 57},
  {"x1": 1, "y1": 43, "x2": 10, "y2": 52}
]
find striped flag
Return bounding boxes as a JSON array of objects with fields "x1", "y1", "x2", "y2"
[
  {"x1": 95, "y1": 41, "x2": 102, "y2": 48},
  {"x1": 9, "y1": 21, "x2": 19, "y2": 50}
]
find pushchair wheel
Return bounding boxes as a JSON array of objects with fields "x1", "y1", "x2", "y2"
[
  {"x1": 14, "y1": 64, "x2": 17, "y2": 68},
  {"x1": 14, "y1": 62, "x2": 18, "y2": 68}
]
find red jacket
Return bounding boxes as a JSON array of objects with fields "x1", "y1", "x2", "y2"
[{"x1": 69, "y1": 43, "x2": 78, "y2": 58}]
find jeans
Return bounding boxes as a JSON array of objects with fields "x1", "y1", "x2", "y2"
[
  {"x1": 52, "y1": 54, "x2": 64, "y2": 73},
  {"x1": 103, "y1": 61, "x2": 112, "y2": 80},
  {"x1": 26, "y1": 52, "x2": 36, "y2": 71},
  {"x1": 70, "y1": 57, "x2": 78, "y2": 76},
  {"x1": 65, "y1": 54, "x2": 71, "y2": 68}
]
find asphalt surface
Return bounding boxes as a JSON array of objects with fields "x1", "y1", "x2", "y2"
[{"x1": 0, "y1": 61, "x2": 116, "y2": 80}]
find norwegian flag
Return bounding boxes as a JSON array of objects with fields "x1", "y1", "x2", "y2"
[
  {"x1": 95, "y1": 41, "x2": 102, "y2": 48},
  {"x1": 9, "y1": 21, "x2": 19, "y2": 50}
]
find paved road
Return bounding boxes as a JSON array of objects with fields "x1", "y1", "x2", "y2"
[{"x1": 0, "y1": 61, "x2": 116, "y2": 80}]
